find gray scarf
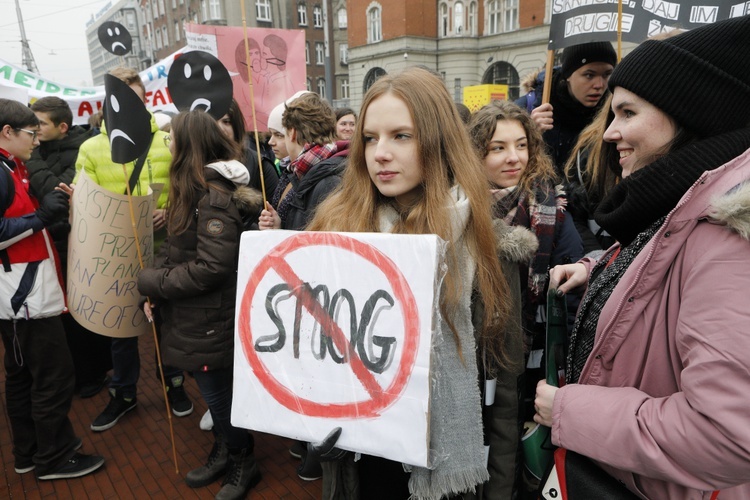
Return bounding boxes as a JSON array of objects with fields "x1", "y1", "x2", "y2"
[{"x1": 380, "y1": 186, "x2": 488, "y2": 499}]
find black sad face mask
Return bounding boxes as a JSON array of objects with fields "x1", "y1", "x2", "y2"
[
  {"x1": 168, "y1": 50, "x2": 233, "y2": 120},
  {"x1": 98, "y1": 22, "x2": 133, "y2": 56},
  {"x1": 103, "y1": 74, "x2": 152, "y2": 164}
]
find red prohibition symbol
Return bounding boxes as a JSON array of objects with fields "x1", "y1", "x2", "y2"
[{"x1": 238, "y1": 232, "x2": 420, "y2": 419}]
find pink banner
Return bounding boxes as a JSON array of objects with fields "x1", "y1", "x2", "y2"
[{"x1": 185, "y1": 23, "x2": 306, "y2": 131}]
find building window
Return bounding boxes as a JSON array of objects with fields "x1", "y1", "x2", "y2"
[
  {"x1": 257, "y1": 0, "x2": 272, "y2": 21},
  {"x1": 439, "y1": 3, "x2": 448, "y2": 38},
  {"x1": 201, "y1": 0, "x2": 208, "y2": 21},
  {"x1": 468, "y1": 2, "x2": 476, "y2": 35},
  {"x1": 367, "y1": 3, "x2": 382, "y2": 43},
  {"x1": 179, "y1": 0, "x2": 183, "y2": 5},
  {"x1": 298, "y1": 3, "x2": 308, "y2": 25},
  {"x1": 158, "y1": 0, "x2": 165, "y2": 16},
  {"x1": 455, "y1": 2, "x2": 464, "y2": 34},
  {"x1": 162, "y1": 25, "x2": 169, "y2": 46},
  {"x1": 307, "y1": 77, "x2": 312, "y2": 91},
  {"x1": 341, "y1": 78, "x2": 350, "y2": 99},
  {"x1": 339, "y1": 43, "x2": 348, "y2": 64},
  {"x1": 315, "y1": 42, "x2": 324, "y2": 65},
  {"x1": 155, "y1": 28, "x2": 162, "y2": 49},
  {"x1": 363, "y1": 67, "x2": 386, "y2": 92},
  {"x1": 482, "y1": 61, "x2": 520, "y2": 100},
  {"x1": 126, "y1": 12, "x2": 136, "y2": 31},
  {"x1": 209, "y1": 0, "x2": 222, "y2": 19},
  {"x1": 338, "y1": 8, "x2": 347, "y2": 28},
  {"x1": 454, "y1": 78, "x2": 462, "y2": 101},
  {"x1": 503, "y1": 0, "x2": 518, "y2": 32},
  {"x1": 172, "y1": 0, "x2": 176, "y2": 9},
  {"x1": 488, "y1": 0, "x2": 500, "y2": 34},
  {"x1": 313, "y1": 6, "x2": 323, "y2": 27},
  {"x1": 317, "y1": 78, "x2": 326, "y2": 98},
  {"x1": 174, "y1": 21, "x2": 180, "y2": 41},
  {"x1": 305, "y1": 42, "x2": 310, "y2": 64}
]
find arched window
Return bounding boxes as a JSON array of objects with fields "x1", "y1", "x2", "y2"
[
  {"x1": 338, "y1": 8, "x2": 347, "y2": 28},
  {"x1": 367, "y1": 3, "x2": 382, "y2": 43},
  {"x1": 468, "y1": 2, "x2": 476, "y2": 35},
  {"x1": 454, "y1": 2, "x2": 464, "y2": 34},
  {"x1": 363, "y1": 67, "x2": 386, "y2": 93},
  {"x1": 317, "y1": 78, "x2": 326, "y2": 98},
  {"x1": 440, "y1": 3, "x2": 449, "y2": 38},
  {"x1": 482, "y1": 61, "x2": 520, "y2": 100},
  {"x1": 298, "y1": 3, "x2": 308, "y2": 26},
  {"x1": 313, "y1": 6, "x2": 323, "y2": 27}
]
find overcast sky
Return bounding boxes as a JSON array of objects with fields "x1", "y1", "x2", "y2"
[{"x1": 0, "y1": 0, "x2": 112, "y2": 87}]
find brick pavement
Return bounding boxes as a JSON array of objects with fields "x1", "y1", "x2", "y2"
[{"x1": 0, "y1": 332, "x2": 322, "y2": 499}]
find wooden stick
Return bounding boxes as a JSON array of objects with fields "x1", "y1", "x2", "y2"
[
  {"x1": 240, "y1": 0, "x2": 267, "y2": 206},
  {"x1": 542, "y1": 49, "x2": 555, "y2": 105},
  {"x1": 617, "y1": 0, "x2": 623, "y2": 61},
  {"x1": 121, "y1": 163, "x2": 180, "y2": 474}
]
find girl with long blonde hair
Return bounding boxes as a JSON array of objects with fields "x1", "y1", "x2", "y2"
[{"x1": 308, "y1": 67, "x2": 510, "y2": 499}]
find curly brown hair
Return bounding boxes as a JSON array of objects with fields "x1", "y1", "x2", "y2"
[
  {"x1": 281, "y1": 92, "x2": 336, "y2": 146},
  {"x1": 468, "y1": 100, "x2": 557, "y2": 198}
]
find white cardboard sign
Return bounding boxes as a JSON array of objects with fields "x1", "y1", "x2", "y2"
[{"x1": 232, "y1": 230, "x2": 442, "y2": 467}]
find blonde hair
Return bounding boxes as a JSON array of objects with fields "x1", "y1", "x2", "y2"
[
  {"x1": 108, "y1": 67, "x2": 146, "y2": 98},
  {"x1": 468, "y1": 100, "x2": 558, "y2": 196},
  {"x1": 563, "y1": 93, "x2": 619, "y2": 198},
  {"x1": 308, "y1": 67, "x2": 510, "y2": 366}
]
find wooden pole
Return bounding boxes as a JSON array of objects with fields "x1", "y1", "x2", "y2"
[
  {"x1": 121, "y1": 163, "x2": 180, "y2": 474},
  {"x1": 617, "y1": 0, "x2": 623, "y2": 61},
  {"x1": 542, "y1": 49, "x2": 555, "y2": 105},
  {"x1": 240, "y1": 0, "x2": 267, "y2": 206}
]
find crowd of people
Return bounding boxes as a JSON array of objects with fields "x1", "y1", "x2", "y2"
[{"x1": 1, "y1": 14, "x2": 750, "y2": 500}]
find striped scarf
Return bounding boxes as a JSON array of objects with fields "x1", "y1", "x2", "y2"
[{"x1": 492, "y1": 182, "x2": 567, "y2": 349}]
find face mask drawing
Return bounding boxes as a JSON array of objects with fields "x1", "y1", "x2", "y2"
[
  {"x1": 103, "y1": 74, "x2": 152, "y2": 164},
  {"x1": 168, "y1": 50, "x2": 233, "y2": 120},
  {"x1": 98, "y1": 22, "x2": 133, "y2": 56}
]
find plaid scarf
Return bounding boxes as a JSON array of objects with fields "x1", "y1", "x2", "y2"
[
  {"x1": 292, "y1": 142, "x2": 339, "y2": 178},
  {"x1": 492, "y1": 182, "x2": 566, "y2": 306}
]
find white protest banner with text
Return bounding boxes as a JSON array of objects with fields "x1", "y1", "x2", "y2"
[
  {"x1": 233, "y1": 230, "x2": 442, "y2": 467},
  {"x1": 67, "y1": 170, "x2": 154, "y2": 338}
]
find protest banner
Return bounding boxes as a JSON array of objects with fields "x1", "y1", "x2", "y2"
[
  {"x1": 184, "y1": 23, "x2": 306, "y2": 131},
  {"x1": 67, "y1": 170, "x2": 158, "y2": 338},
  {"x1": 232, "y1": 230, "x2": 442, "y2": 467},
  {"x1": 0, "y1": 52, "x2": 181, "y2": 126},
  {"x1": 548, "y1": 0, "x2": 748, "y2": 49}
]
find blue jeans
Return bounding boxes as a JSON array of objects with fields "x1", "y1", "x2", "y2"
[
  {"x1": 109, "y1": 336, "x2": 182, "y2": 399},
  {"x1": 193, "y1": 368, "x2": 252, "y2": 452}
]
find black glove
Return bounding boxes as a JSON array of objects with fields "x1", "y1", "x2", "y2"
[
  {"x1": 35, "y1": 191, "x2": 69, "y2": 227},
  {"x1": 307, "y1": 427, "x2": 347, "y2": 462}
]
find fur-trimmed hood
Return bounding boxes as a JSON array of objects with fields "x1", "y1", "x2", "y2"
[
  {"x1": 233, "y1": 185, "x2": 265, "y2": 218},
  {"x1": 493, "y1": 218, "x2": 539, "y2": 263},
  {"x1": 710, "y1": 181, "x2": 750, "y2": 241}
]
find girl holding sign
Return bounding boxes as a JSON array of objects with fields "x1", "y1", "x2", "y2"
[
  {"x1": 137, "y1": 111, "x2": 264, "y2": 499},
  {"x1": 307, "y1": 67, "x2": 513, "y2": 500}
]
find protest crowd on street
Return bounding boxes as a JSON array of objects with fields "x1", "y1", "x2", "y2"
[{"x1": 2, "y1": 8, "x2": 750, "y2": 500}]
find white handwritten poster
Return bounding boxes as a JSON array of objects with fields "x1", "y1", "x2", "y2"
[
  {"x1": 67, "y1": 170, "x2": 154, "y2": 338},
  {"x1": 232, "y1": 230, "x2": 442, "y2": 467}
]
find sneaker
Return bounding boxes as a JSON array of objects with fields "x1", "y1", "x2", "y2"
[
  {"x1": 91, "y1": 394, "x2": 137, "y2": 432},
  {"x1": 37, "y1": 453, "x2": 105, "y2": 480},
  {"x1": 200, "y1": 409, "x2": 214, "y2": 431},
  {"x1": 14, "y1": 438, "x2": 83, "y2": 474},
  {"x1": 79, "y1": 374, "x2": 110, "y2": 399},
  {"x1": 167, "y1": 382, "x2": 194, "y2": 417},
  {"x1": 289, "y1": 440, "x2": 307, "y2": 459}
]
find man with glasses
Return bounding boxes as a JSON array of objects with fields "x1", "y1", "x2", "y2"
[
  {"x1": 0, "y1": 97, "x2": 106, "y2": 480},
  {"x1": 26, "y1": 97, "x2": 113, "y2": 400}
]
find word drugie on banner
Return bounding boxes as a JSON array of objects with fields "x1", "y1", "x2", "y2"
[{"x1": 232, "y1": 230, "x2": 443, "y2": 467}]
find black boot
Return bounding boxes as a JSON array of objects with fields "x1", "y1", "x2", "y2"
[
  {"x1": 215, "y1": 448, "x2": 261, "y2": 500},
  {"x1": 185, "y1": 436, "x2": 229, "y2": 488}
]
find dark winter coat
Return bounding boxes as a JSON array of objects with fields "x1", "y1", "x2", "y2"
[
  {"x1": 25, "y1": 125, "x2": 95, "y2": 260},
  {"x1": 283, "y1": 154, "x2": 348, "y2": 231},
  {"x1": 137, "y1": 165, "x2": 263, "y2": 372}
]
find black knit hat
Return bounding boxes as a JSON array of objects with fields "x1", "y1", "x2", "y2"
[
  {"x1": 560, "y1": 42, "x2": 617, "y2": 79},
  {"x1": 609, "y1": 15, "x2": 750, "y2": 137}
]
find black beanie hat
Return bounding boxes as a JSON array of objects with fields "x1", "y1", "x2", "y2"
[
  {"x1": 608, "y1": 15, "x2": 750, "y2": 137},
  {"x1": 560, "y1": 42, "x2": 617, "y2": 79}
]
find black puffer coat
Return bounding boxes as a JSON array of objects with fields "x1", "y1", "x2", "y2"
[{"x1": 137, "y1": 165, "x2": 263, "y2": 372}]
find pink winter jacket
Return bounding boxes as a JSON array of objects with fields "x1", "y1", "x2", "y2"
[{"x1": 552, "y1": 148, "x2": 750, "y2": 500}]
